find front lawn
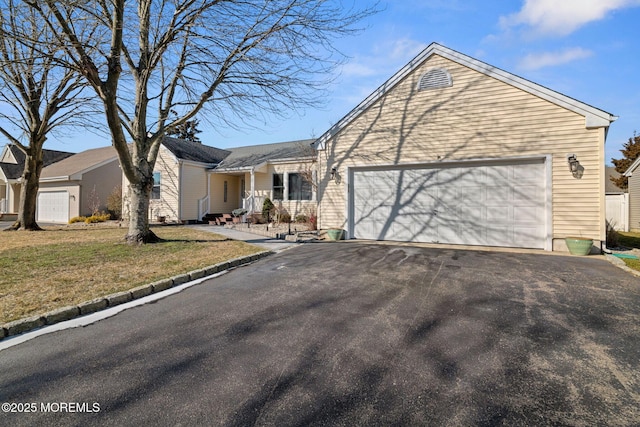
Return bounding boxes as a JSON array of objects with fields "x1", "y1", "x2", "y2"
[{"x1": 0, "y1": 224, "x2": 262, "y2": 324}]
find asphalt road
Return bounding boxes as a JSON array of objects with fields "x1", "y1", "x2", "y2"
[{"x1": 1, "y1": 242, "x2": 639, "y2": 426}]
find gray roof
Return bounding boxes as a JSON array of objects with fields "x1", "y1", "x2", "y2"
[
  {"x1": 162, "y1": 137, "x2": 230, "y2": 164},
  {"x1": 0, "y1": 144, "x2": 73, "y2": 180},
  {"x1": 606, "y1": 166, "x2": 626, "y2": 193},
  {"x1": 215, "y1": 139, "x2": 315, "y2": 170},
  {"x1": 40, "y1": 145, "x2": 118, "y2": 180}
]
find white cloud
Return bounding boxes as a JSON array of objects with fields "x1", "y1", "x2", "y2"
[
  {"x1": 501, "y1": 0, "x2": 640, "y2": 36},
  {"x1": 340, "y1": 61, "x2": 377, "y2": 77},
  {"x1": 375, "y1": 37, "x2": 429, "y2": 62},
  {"x1": 518, "y1": 47, "x2": 593, "y2": 70},
  {"x1": 341, "y1": 37, "x2": 427, "y2": 79}
]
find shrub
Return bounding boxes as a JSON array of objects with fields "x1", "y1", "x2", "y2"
[
  {"x1": 309, "y1": 214, "x2": 317, "y2": 230},
  {"x1": 69, "y1": 216, "x2": 87, "y2": 224},
  {"x1": 262, "y1": 197, "x2": 274, "y2": 222},
  {"x1": 106, "y1": 185, "x2": 122, "y2": 220},
  {"x1": 606, "y1": 220, "x2": 620, "y2": 247},
  {"x1": 279, "y1": 213, "x2": 292, "y2": 223},
  {"x1": 295, "y1": 214, "x2": 308, "y2": 223},
  {"x1": 84, "y1": 212, "x2": 111, "y2": 224}
]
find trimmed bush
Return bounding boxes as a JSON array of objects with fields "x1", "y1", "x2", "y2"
[
  {"x1": 69, "y1": 216, "x2": 87, "y2": 224},
  {"x1": 262, "y1": 197, "x2": 274, "y2": 222},
  {"x1": 84, "y1": 212, "x2": 111, "y2": 224},
  {"x1": 279, "y1": 213, "x2": 292, "y2": 223},
  {"x1": 295, "y1": 214, "x2": 308, "y2": 223}
]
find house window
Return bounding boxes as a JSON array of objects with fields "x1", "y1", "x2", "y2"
[
  {"x1": 151, "y1": 172, "x2": 161, "y2": 199},
  {"x1": 273, "y1": 174, "x2": 284, "y2": 200},
  {"x1": 288, "y1": 173, "x2": 312, "y2": 201},
  {"x1": 224, "y1": 181, "x2": 228, "y2": 203}
]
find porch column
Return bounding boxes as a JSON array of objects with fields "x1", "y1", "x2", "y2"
[
  {"x1": 283, "y1": 172, "x2": 289, "y2": 201},
  {"x1": 3, "y1": 183, "x2": 8, "y2": 212},
  {"x1": 250, "y1": 167, "x2": 255, "y2": 213},
  {"x1": 312, "y1": 170, "x2": 317, "y2": 202}
]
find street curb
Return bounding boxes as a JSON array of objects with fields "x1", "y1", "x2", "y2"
[{"x1": 0, "y1": 250, "x2": 272, "y2": 341}]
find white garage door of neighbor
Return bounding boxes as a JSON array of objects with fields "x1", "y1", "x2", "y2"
[
  {"x1": 37, "y1": 191, "x2": 69, "y2": 223},
  {"x1": 351, "y1": 161, "x2": 547, "y2": 249}
]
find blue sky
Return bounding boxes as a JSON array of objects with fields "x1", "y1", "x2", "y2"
[{"x1": 46, "y1": 0, "x2": 640, "y2": 165}]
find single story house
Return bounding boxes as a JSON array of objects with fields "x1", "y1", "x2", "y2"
[
  {"x1": 38, "y1": 145, "x2": 120, "y2": 223},
  {"x1": 134, "y1": 137, "x2": 316, "y2": 223},
  {"x1": 136, "y1": 137, "x2": 230, "y2": 222},
  {"x1": 211, "y1": 140, "x2": 316, "y2": 222},
  {"x1": 623, "y1": 157, "x2": 640, "y2": 231},
  {"x1": 0, "y1": 144, "x2": 73, "y2": 217},
  {"x1": 313, "y1": 43, "x2": 616, "y2": 252}
]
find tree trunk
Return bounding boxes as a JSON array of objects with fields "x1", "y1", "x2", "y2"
[
  {"x1": 7, "y1": 152, "x2": 43, "y2": 231},
  {"x1": 125, "y1": 178, "x2": 160, "y2": 244}
]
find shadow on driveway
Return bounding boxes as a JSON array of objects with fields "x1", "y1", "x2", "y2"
[{"x1": 1, "y1": 243, "x2": 639, "y2": 426}]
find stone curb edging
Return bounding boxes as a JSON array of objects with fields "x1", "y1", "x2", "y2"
[{"x1": 0, "y1": 250, "x2": 272, "y2": 341}]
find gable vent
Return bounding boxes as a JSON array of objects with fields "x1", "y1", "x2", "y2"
[{"x1": 417, "y1": 68, "x2": 452, "y2": 91}]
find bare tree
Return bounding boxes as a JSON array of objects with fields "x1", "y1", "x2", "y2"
[
  {"x1": 28, "y1": 0, "x2": 375, "y2": 243},
  {"x1": 0, "y1": 1, "x2": 93, "y2": 231}
]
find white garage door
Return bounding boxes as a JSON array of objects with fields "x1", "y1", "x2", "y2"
[
  {"x1": 351, "y1": 160, "x2": 548, "y2": 249},
  {"x1": 37, "y1": 191, "x2": 69, "y2": 223}
]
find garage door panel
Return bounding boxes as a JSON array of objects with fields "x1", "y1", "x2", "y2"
[
  {"x1": 37, "y1": 191, "x2": 69, "y2": 223},
  {"x1": 352, "y1": 160, "x2": 546, "y2": 249}
]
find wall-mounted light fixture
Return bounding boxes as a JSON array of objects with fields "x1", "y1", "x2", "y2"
[
  {"x1": 567, "y1": 154, "x2": 579, "y2": 173},
  {"x1": 330, "y1": 167, "x2": 337, "y2": 181},
  {"x1": 567, "y1": 154, "x2": 583, "y2": 178}
]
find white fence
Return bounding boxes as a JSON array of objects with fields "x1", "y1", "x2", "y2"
[{"x1": 606, "y1": 193, "x2": 629, "y2": 232}]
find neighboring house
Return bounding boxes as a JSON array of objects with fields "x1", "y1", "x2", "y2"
[
  {"x1": 605, "y1": 166, "x2": 628, "y2": 231},
  {"x1": 134, "y1": 137, "x2": 316, "y2": 223},
  {"x1": 624, "y1": 157, "x2": 640, "y2": 231},
  {"x1": 0, "y1": 144, "x2": 73, "y2": 216},
  {"x1": 313, "y1": 43, "x2": 617, "y2": 251},
  {"x1": 38, "y1": 146, "x2": 120, "y2": 223}
]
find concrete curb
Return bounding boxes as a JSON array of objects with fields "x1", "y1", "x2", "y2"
[{"x1": 0, "y1": 250, "x2": 272, "y2": 341}]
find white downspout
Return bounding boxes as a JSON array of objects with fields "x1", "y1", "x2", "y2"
[{"x1": 178, "y1": 160, "x2": 183, "y2": 221}]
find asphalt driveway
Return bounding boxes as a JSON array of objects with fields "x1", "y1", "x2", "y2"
[{"x1": 1, "y1": 242, "x2": 639, "y2": 426}]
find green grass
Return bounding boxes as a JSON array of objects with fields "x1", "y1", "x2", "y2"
[
  {"x1": 617, "y1": 232, "x2": 640, "y2": 271},
  {"x1": 0, "y1": 224, "x2": 262, "y2": 324}
]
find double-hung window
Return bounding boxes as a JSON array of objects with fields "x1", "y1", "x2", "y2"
[
  {"x1": 151, "y1": 172, "x2": 161, "y2": 199},
  {"x1": 288, "y1": 173, "x2": 312, "y2": 201},
  {"x1": 273, "y1": 174, "x2": 284, "y2": 200}
]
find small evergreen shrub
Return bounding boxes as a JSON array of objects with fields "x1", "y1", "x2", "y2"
[
  {"x1": 262, "y1": 197, "x2": 274, "y2": 222},
  {"x1": 295, "y1": 214, "x2": 308, "y2": 223}
]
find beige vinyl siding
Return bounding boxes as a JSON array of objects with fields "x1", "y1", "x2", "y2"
[
  {"x1": 629, "y1": 172, "x2": 640, "y2": 231},
  {"x1": 318, "y1": 54, "x2": 604, "y2": 246},
  {"x1": 180, "y1": 163, "x2": 208, "y2": 220},
  {"x1": 264, "y1": 162, "x2": 316, "y2": 218},
  {"x1": 149, "y1": 146, "x2": 180, "y2": 221},
  {"x1": 209, "y1": 174, "x2": 241, "y2": 214}
]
